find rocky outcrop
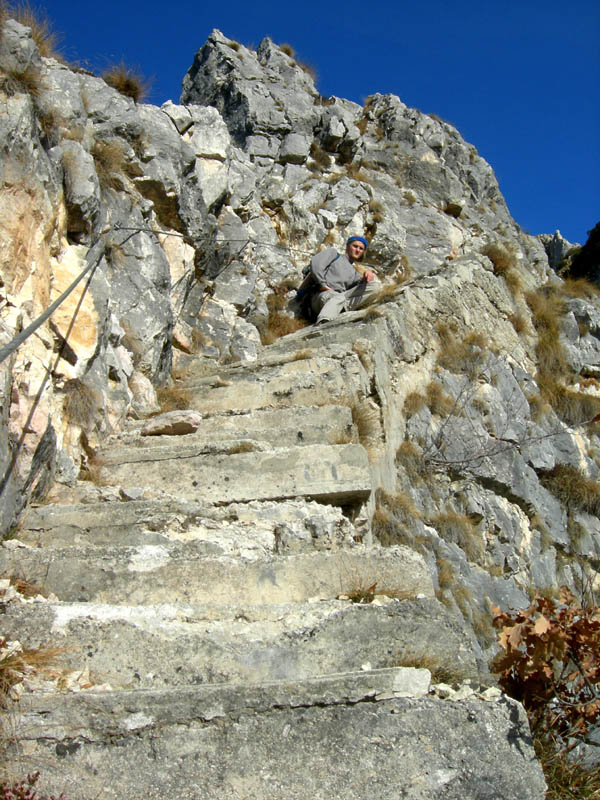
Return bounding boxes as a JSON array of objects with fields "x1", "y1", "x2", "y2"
[{"x1": 2, "y1": 18, "x2": 599, "y2": 798}]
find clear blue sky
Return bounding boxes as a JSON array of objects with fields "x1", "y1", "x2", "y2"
[{"x1": 42, "y1": 0, "x2": 598, "y2": 245}]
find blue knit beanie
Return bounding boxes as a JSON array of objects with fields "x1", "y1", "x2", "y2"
[{"x1": 346, "y1": 236, "x2": 368, "y2": 249}]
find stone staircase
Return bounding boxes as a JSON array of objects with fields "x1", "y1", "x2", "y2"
[{"x1": 1, "y1": 317, "x2": 546, "y2": 799}]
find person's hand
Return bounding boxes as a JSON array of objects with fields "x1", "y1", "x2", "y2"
[{"x1": 362, "y1": 270, "x2": 375, "y2": 282}]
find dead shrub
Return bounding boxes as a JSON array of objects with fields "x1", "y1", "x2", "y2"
[{"x1": 102, "y1": 62, "x2": 150, "y2": 103}]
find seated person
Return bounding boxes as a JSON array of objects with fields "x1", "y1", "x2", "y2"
[{"x1": 310, "y1": 236, "x2": 381, "y2": 324}]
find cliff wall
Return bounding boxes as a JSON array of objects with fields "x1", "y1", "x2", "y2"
[{"x1": 1, "y1": 20, "x2": 599, "y2": 798}]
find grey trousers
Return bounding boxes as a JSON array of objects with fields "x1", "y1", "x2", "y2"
[{"x1": 311, "y1": 279, "x2": 381, "y2": 323}]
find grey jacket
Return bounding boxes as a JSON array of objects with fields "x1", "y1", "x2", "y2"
[{"x1": 310, "y1": 248, "x2": 363, "y2": 293}]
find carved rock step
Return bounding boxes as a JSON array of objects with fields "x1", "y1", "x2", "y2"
[
  {"x1": 14, "y1": 669, "x2": 546, "y2": 800},
  {"x1": 109, "y1": 404, "x2": 356, "y2": 450},
  {"x1": 0, "y1": 545, "x2": 432, "y2": 606},
  {"x1": 15, "y1": 497, "x2": 357, "y2": 551},
  {"x1": 92, "y1": 442, "x2": 372, "y2": 505},
  {"x1": 179, "y1": 354, "x2": 369, "y2": 414},
  {"x1": 3, "y1": 597, "x2": 482, "y2": 689}
]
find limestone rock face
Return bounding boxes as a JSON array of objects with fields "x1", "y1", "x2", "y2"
[{"x1": 1, "y1": 16, "x2": 598, "y2": 797}]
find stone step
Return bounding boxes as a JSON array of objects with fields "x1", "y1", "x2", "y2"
[
  {"x1": 91, "y1": 442, "x2": 372, "y2": 505},
  {"x1": 3, "y1": 597, "x2": 481, "y2": 689},
  {"x1": 179, "y1": 354, "x2": 369, "y2": 415},
  {"x1": 12, "y1": 669, "x2": 545, "y2": 800},
  {"x1": 107, "y1": 404, "x2": 356, "y2": 451},
  {"x1": 15, "y1": 497, "x2": 357, "y2": 550},
  {"x1": 0, "y1": 544, "x2": 432, "y2": 606}
]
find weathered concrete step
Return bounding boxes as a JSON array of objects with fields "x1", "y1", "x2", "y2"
[
  {"x1": 0, "y1": 544, "x2": 432, "y2": 605},
  {"x1": 15, "y1": 497, "x2": 356, "y2": 551},
  {"x1": 176, "y1": 331, "x2": 370, "y2": 380},
  {"x1": 3, "y1": 597, "x2": 482, "y2": 689},
  {"x1": 107, "y1": 404, "x2": 356, "y2": 451},
  {"x1": 93, "y1": 442, "x2": 372, "y2": 505},
  {"x1": 264, "y1": 313, "x2": 385, "y2": 356},
  {"x1": 180, "y1": 354, "x2": 369, "y2": 414},
  {"x1": 13, "y1": 669, "x2": 545, "y2": 800}
]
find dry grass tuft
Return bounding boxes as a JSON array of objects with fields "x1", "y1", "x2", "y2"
[
  {"x1": 0, "y1": 636, "x2": 62, "y2": 709},
  {"x1": 156, "y1": 384, "x2": 193, "y2": 411},
  {"x1": 351, "y1": 398, "x2": 380, "y2": 448},
  {"x1": 425, "y1": 381, "x2": 455, "y2": 417},
  {"x1": 436, "y1": 556, "x2": 456, "y2": 592},
  {"x1": 372, "y1": 489, "x2": 422, "y2": 549},
  {"x1": 4, "y1": 1, "x2": 60, "y2": 58},
  {"x1": 436, "y1": 323, "x2": 489, "y2": 377},
  {"x1": 482, "y1": 242, "x2": 515, "y2": 273},
  {"x1": 534, "y1": 735, "x2": 600, "y2": 800},
  {"x1": 538, "y1": 378, "x2": 600, "y2": 426},
  {"x1": 395, "y1": 651, "x2": 473, "y2": 685},
  {"x1": 259, "y1": 312, "x2": 308, "y2": 345},
  {"x1": 509, "y1": 312, "x2": 527, "y2": 335},
  {"x1": 279, "y1": 42, "x2": 295, "y2": 57},
  {"x1": 346, "y1": 163, "x2": 375, "y2": 185},
  {"x1": 368, "y1": 199, "x2": 385, "y2": 223},
  {"x1": 431, "y1": 511, "x2": 484, "y2": 564},
  {"x1": 539, "y1": 464, "x2": 600, "y2": 517},
  {"x1": 62, "y1": 378, "x2": 99, "y2": 428},
  {"x1": 560, "y1": 277, "x2": 600, "y2": 300},
  {"x1": 102, "y1": 62, "x2": 150, "y2": 103},
  {"x1": 482, "y1": 242, "x2": 521, "y2": 295},
  {"x1": 309, "y1": 141, "x2": 332, "y2": 171},
  {"x1": 342, "y1": 578, "x2": 416, "y2": 605},
  {"x1": 395, "y1": 440, "x2": 425, "y2": 483},
  {"x1": 403, "y1": 391, "x2": 426, "y2": 417},
  {"x1": 91, "y1": 138, "x2": 130, "y2": 191}
]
